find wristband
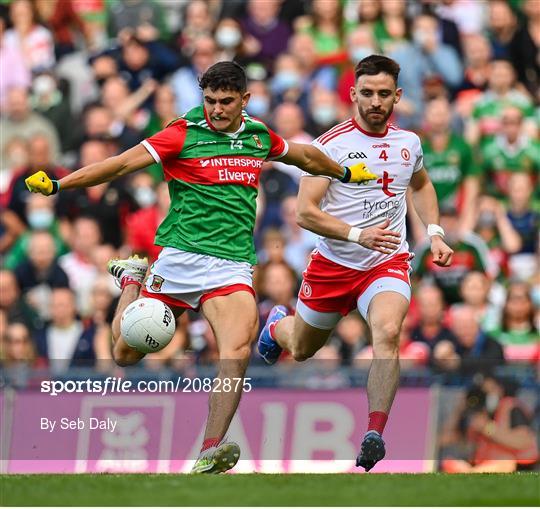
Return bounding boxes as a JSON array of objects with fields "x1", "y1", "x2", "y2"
[
  {"x1": 347, "y1": 227, "x2": 362, "y2": 242},
  {"x1": 339, "y1": 167, "x2": 351, "y2": 183},
  {"x1": 427, "y1": 224, "x2": 445, "y2": 237},
  {"x1": 50, "y1": 180, "x2": 60, "y2": 195}
]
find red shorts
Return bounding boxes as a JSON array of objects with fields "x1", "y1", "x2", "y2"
[{"x1": 299, "y1": 251, "x2": 412, "y2": 316}]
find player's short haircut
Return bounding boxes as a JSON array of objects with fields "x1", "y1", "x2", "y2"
[
  {"x1": 199, "y1": 61, "x2": 247, "y2": 93},
  {"x1": 355, "y1": 55, "x2": 401, "y2": 85}
]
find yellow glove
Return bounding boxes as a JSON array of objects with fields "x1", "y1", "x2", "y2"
[
  {"x1": 342, "y1": 162, "x2": 378, "y2": 184},
  {"x1": 25, "y1": 171, "x2": 60, "y2": 195}
]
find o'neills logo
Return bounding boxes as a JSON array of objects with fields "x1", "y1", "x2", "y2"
[
  {"x1": 301, "y1": 281, "x2": 312, "y2": 297},
  {"x1": 252, "y1": 134, "x2": 263, "y2": 148},
  {"x1": 218, "y1": 168, "x2": 257, "y2": 185},
  {"x1": 372, "y1": 143, "x2": 390, "y2": 148}
]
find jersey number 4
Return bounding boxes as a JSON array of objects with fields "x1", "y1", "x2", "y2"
[{"x1": 378, "y1": 150, "x2": 388, "y2": 161}]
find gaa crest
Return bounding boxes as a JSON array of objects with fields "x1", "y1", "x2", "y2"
[
  {"x1": 150, "y1": 275, "x2": 165, "y2": 292},
  {"x1": 252, "y1": 134, "x2": 263, "y2": 149}
]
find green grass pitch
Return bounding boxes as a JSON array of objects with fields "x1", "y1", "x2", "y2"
[{"x1": 1, "y1": 473, "x2": 539, "y2": 506}]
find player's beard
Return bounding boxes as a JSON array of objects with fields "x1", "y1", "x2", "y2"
[{"x1": 358, "y1": 104, "x2": 393, "y2": 131}]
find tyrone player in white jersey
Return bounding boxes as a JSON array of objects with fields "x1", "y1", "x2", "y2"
[{"x1": 258, "y1": 55, "x2": 453, "y2": 471}]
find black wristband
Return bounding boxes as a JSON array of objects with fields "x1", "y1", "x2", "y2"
[
  {"x1": 50, "y1": 180, "x2": 60, "y2": 195},
  {"x1": 339, "y1": 166, "x2": 351, "y2": 183}
]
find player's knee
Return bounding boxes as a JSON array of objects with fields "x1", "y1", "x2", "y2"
[
  {"x1": 370, "y1": 321, "x2": 400, "y2": 359},
  {"x1": 372, "y1": 321, "x2": 401, "y2": 343}
]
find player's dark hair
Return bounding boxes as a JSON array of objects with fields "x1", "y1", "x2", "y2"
[
  {"x1": 354, "y1": 55, "x2": 400, "y2": 84},
  {"x1": 199, "y1": 61, "x2": 247, "y2": 93}
]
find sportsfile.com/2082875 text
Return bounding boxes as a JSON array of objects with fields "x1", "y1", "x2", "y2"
[{"x1": 40, "y1": 377, "x2": 252, "y2": 396}]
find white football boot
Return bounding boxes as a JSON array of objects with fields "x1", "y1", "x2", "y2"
[{"x1": 107, "y1": 255, "x2": 148, "y2": 288}]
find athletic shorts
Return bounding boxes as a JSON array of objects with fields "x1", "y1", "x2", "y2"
[
  {"x1": 297, "y1": 250, "x2": 412, "y2": 329},
  {"x1": 140, "y1": 247, "x2": 254, "y2": 311}
]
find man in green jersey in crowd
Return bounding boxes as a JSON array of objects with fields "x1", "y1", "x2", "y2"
[
  {"x1": 25, "y1": 61, "x2": 377, "y2": 474},
  {"x1": 416, "y1": 96, "x2": 481, "y2": 235},
  {"x1": 480, "y1": 105, "x2": 540, "y2": 202},
  {"x1": 465, "y1": 59, "x2": 536, "y2": 148}
]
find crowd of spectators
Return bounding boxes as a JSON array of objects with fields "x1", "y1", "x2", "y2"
[{"x1": 0, "y1": 0, "x2": 538, "y2": 379}]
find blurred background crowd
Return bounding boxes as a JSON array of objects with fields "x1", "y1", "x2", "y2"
[{"x1": 0, "y1": 0, "x2": 538, "y2": 381}]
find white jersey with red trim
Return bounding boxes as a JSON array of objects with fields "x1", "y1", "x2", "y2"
[{"x1": 308, "y1": 118, "x2": 424, "y2": 271}]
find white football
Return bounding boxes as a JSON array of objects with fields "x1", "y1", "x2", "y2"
[{"x1": 120, "y1": 298, "x2": 175, "y2": 353}]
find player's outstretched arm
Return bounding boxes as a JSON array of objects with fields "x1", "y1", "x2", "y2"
[
  {"x1": 278, "y1": 142, "x2": 377, "y2": 183},
  {"x1": 297, "y1": 176, "x2": 401, "y2": 254},
  {"x1": 409, "y1": 168, "x2": 453, "y2": 267},
  {"x1": 25, "y1": 144, "x2": 155, "y2": 195}
]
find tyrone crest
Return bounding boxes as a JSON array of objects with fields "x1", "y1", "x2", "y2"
[
  {"x1": 401, "y1": 148, "x2": 410, "y2": 161},
  {"x1": 252, "y1": 134, "x2": 263, "y2": 149},
  {"x1": 150, "y1": 275, "x2": 164, "y2": 292}
]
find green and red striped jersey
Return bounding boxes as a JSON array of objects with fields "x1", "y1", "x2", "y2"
[{"x1": 142, "y1": 105, "x2": 288, "y2": 264}]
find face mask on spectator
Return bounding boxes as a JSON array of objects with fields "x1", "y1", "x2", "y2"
[
  {"x1": 28, "y1": 209, "x2": 54, "y2": 230},
  {"x1": 477, "y1": 211, "x2": 497, "y2": 229},
  {"x1": 272, "y1": 71, "x2": 301, "y2": 93},
  {"x1": 485, "y1": 393, "x2": 500, "y2": 414},
  {"x1": 349, "y1": 46, "x2": 374, "y2": 63},
  {"x1": 33, "y1": 75, "x2": 56, "y2": 96},
  {"x1": 413, "y1": 31, "x2": 430, "y2": 47},
  {"x1": 215, "y1": 27, "x2": 242, "y2": 49},
  {"x1": 246, "y1": 95, "x2": 270, "y2": 117},
  {"x1": 312, "y1": 105, "x2": 337, "y2": 126},
  {"x1": 134, "y1": 187, "x2": 157, "y2": 208}
]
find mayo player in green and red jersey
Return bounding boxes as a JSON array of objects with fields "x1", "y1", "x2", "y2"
[{"x1": 25, "y1": 61, "x2": 378, "y2": 474}]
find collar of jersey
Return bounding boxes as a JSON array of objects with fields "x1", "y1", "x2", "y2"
[
  {"x1": 352, "y1": 117, "x2": 388, "y2": 138},
  {"x1": 203, "y1": 106, "x2": 246, "y2": 136}
]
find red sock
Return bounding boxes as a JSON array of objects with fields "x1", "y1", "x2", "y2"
[
  {"x1": 201, "y1": 437, "x2": 221, "y2": 451},
  {"x1": 368, "y1": 411, "x2": 388, "y2": 435}
]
